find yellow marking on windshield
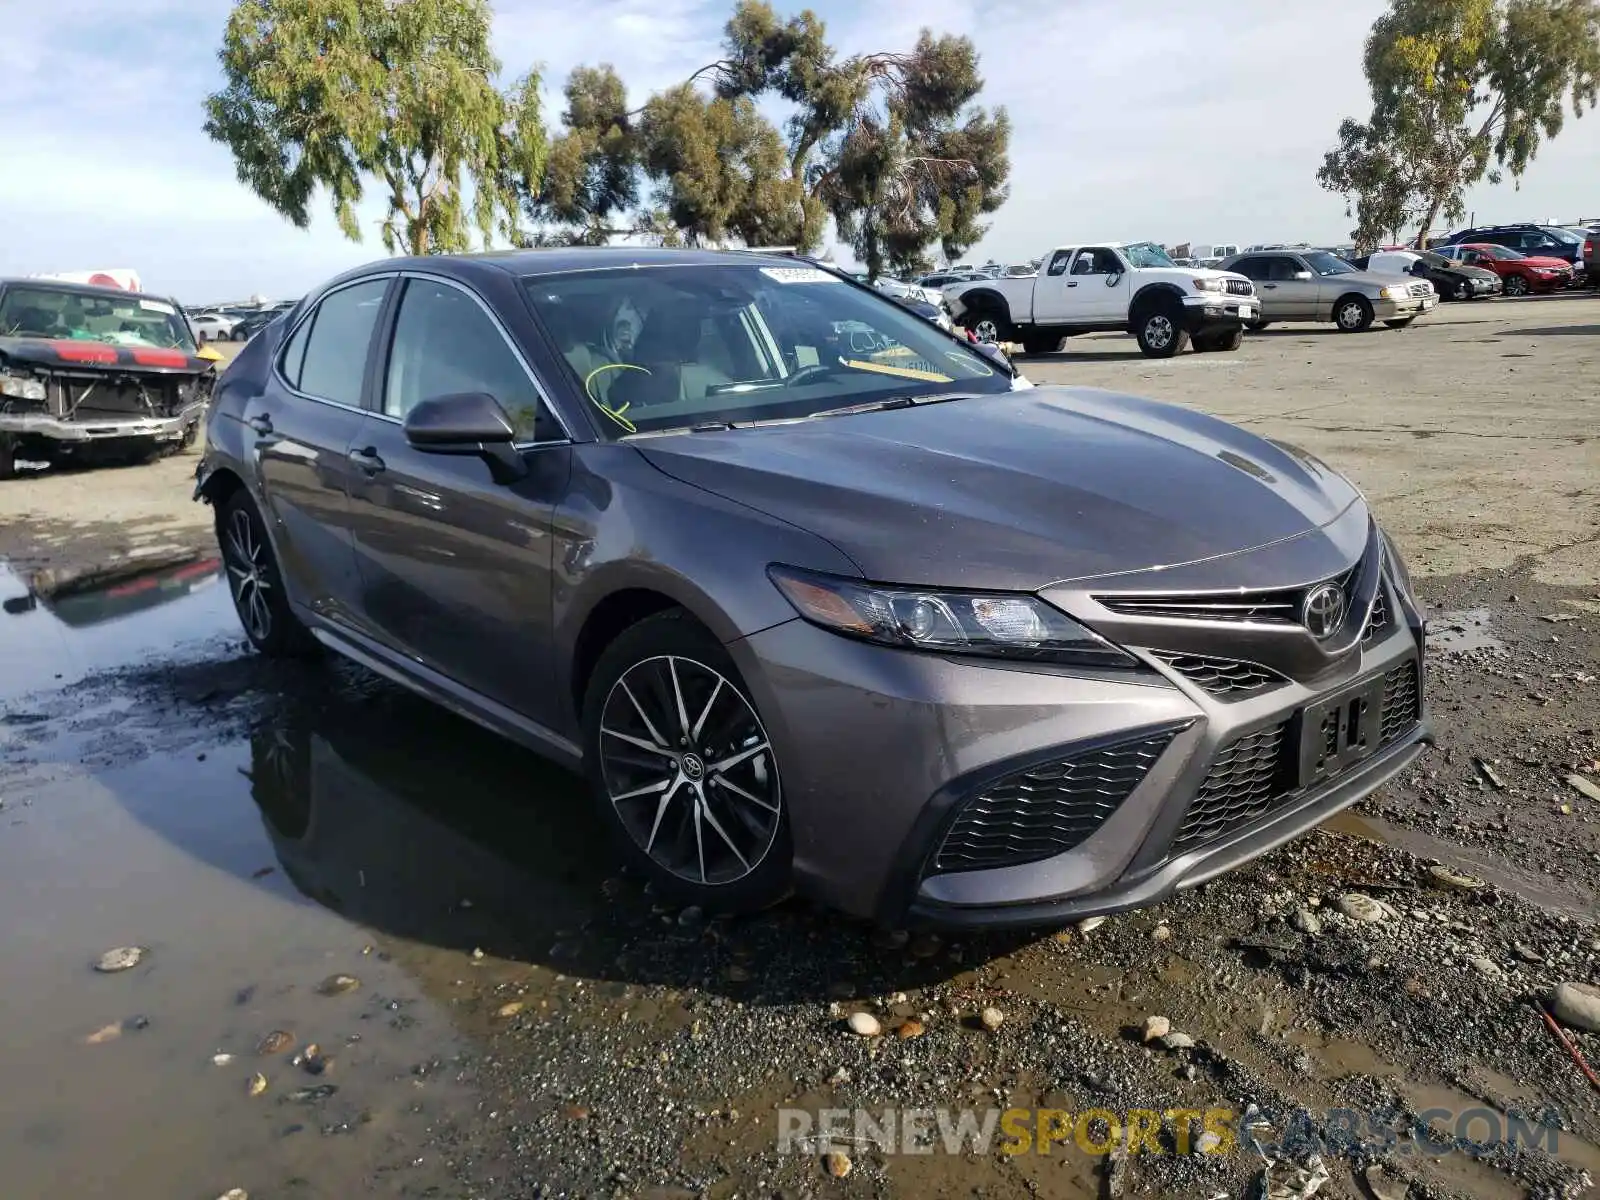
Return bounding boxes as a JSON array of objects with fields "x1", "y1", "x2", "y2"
[
  {"x1": 583, "y1": 362, "x2": 644, "y2": 433},
  {"x1": 839, "y1": 358, "x2": 954, "y2": 383}
]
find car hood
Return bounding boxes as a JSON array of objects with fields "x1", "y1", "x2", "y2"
[
  {"x1": 0, "y1": 335, "x2": 212, "y2": 376},
  {"x1": 637, "y1": 386, "x2": 1363, "y2": 591},
  {"x1": 1442, "y1": 264, "x2": 1500, "y2": 282}
]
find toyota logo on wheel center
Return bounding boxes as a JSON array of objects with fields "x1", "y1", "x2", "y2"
[{"x1": 1301, "y1": 582, "x2": 1347, "y2": 640}]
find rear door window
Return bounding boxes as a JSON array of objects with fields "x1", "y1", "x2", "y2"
[{"x1": 295, "y1": 279, "x2": 390, "y2": 407}]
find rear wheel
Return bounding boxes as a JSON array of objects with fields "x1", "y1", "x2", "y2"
[
  {"x1": 219, "y1": 490, "x2": 320, "y2": 658},
  {"x1": 583, "y1": 610, "x2": 791, "y2": 913},
  {"x1": 1503, "y1": 274, "x2": 1529, "y2": 297},
  {"x1": 1334, "y1": 295, "x2": 1374, "y2": 332},
  {"x1": 1134, "y1": 300, "x2": 1189, "y2": 358},
  {"x1": 1021, "y1": 330, "x2": 1061, "y2": 355}
]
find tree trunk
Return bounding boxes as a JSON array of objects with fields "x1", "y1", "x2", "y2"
[{"x1": 1414, "y1": 191, "x2": 1447, "y2": 249}]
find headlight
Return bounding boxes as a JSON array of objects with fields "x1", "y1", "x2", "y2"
[
  {"x1": 1380, "y1": 286, "x2": 1404, "y2": 300},
  {"x1": 0, "y1": 372, "x2": 47, "y2": 401},
  {"x1": 1191, "y1": 277, "x2": 1225, "y2": 293},
  {"x1": 768, "y1": 566, "x2": 1138, "y2": 667}
]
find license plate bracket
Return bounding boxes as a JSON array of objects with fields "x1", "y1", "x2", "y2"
[{"x1": 1297, "y1": 674, "x2": 1388, "y2": 788}]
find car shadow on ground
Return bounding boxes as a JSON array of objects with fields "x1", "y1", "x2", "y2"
[
  {"x1": 93, "y1": 654, "x2": 1039, "y2": 1007},
  {"x1": 1496, "y1": 324, "x2": 1600, "y2": 336}
]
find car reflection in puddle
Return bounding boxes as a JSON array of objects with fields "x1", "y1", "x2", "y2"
[{"x1": 240, "y1": 683, "x2": 618, "y2": 960}]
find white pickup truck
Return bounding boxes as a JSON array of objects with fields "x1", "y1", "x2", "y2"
[{"x1": 944, "y1": 241, "x2": 1258, "y2": 358}]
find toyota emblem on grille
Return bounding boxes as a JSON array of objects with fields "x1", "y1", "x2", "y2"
[{"x1": 1301, "y1": 582, "x2": 1347, "y2": 639}]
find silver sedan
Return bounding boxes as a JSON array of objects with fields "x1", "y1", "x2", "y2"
[{"x1": 1219, "y1": 249, "x2": 1437, "y2": 332}]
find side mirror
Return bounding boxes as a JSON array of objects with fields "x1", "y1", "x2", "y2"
[
  {"x1": 971, "y1": 340, "x2": 1013, "y2": 372},
  {"x1": 403, "y1": 391, "x2": 527, "y2": 482},
  {"x1": 1293, "y1": 270, "x2": 1313, "y2": 281}
]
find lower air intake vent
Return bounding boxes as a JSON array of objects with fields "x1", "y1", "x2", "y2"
[
  {"x1": 1379, "y1": 661, "x2": 1420, "y2": 743},
  {"x1": 934, "y1": 731, "x2": 1177, "y2": 872},
  {"x1": 1171, "y1": 722, "x2": 1290, "y2": 853}
]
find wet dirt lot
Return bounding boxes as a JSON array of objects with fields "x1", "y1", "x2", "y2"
[{"x1": 0, "y1": 297, "x2": 1596, "y2": 1200}]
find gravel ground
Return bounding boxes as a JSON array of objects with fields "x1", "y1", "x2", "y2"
[{"x1": 0, "y1": 297, "x2": 1596, "y2": 1199}]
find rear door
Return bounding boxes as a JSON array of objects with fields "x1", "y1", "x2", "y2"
[
  {"x1": 245, "y1": 276, "x2": 393, "y2": 627},
  {"x1": 345, "y1": 274, "x2": 573, "y2": 725}
]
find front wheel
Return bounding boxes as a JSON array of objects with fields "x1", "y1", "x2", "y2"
[
  {"x1": 0, "y1": 437, "x2": 16, "y2": 481},
  {"x1": 961, "y1": 309, "x2": 1010, "y2": 345},
  {"x1": 1503, "y1": 274, "x2": 1529, "y2": 297},
  {"x1": 1134, "y1": 302, "x2": 1190, "y2": 358},
  {"x1": 1334, "y1": 295, "x2": 1375, "y2": 332},
  {"x1": 232, "y1": 327, "x2": 248, "y2": 342},
  {"x1": 1246, "y1": 318, "x2": 1272, "y2": 331},
  {"x1": 584, "y1": 611, "x2": 791, "y2": 913},
  {"x1": 1021, "y1": 330, "x2": 1061, "y2": 355},
  {"x1": 1454, "y1": 279, "x2": 1472, "y2": 301},
  {"x1": 219, "y1": 490, "x2": 321, "y2": 658},
  {"x1": 1385, "y1": 316, "x2": 1418, "y2": 329}
]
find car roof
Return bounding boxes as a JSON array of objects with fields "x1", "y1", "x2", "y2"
[{"x1": 0, "y1": 277, "x2": 180, "y2": 305}]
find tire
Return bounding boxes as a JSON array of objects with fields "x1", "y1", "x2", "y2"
[
  {"x1": 1134, "y1": 299, "x2": 1190, "y2": 358},
  {"x1": 1021, "y1": 331, "x2": 1061, "y2": 355},
  {"x1": 218, "y1": 490, "x2": 321, "y2": 658},
  {"x1": 1385, "y1": 317, "x2": 1417, "y2": 329},
  {"x1": 960, "y1": 307, "x2": 1011, "y2": 344},
  {"x1": 1454, "y1": 279, "x2": 1472, "y2": 301},
  {"x1": 1334, "y1": 295, "x2": 1374, "y2": 332},
  {"x1": 1246, "y1": 319, "x2": 1271, "y2": 331},
  {"x1": 1503, "y1": 274, "x2": 1529, "y2": 297},
  {"x1": 582, "y1": 610, "x2": 791, "y2": 913},
  {"x1": 0, "y1": 437, "x2": 16, "y2": 481},
  {"x1": 1194, "y1": 327, "x2": 1243, "y2": 352},
  {"x1": 232, "y1": 327, "x2": 248, "y2": 342}
]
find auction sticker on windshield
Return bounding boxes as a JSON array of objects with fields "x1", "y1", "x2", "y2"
[
  {"x1": 139, "y1": 299, "x2": 176, "y2": 314},
  {"x1": 760, "y1": 267, "x2": 841, "y2": 284}
]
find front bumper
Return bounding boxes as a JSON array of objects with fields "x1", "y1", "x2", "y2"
[
  {"x1": 0, "y1": 403, "x2": 205, "y2": 444},
  {"x1": 1372, "y1": 294, "x2": 1437, "y2": 319},
  {"x1": 1181, "y1": 294, "x2": 1257, "y2": 327},
  {"x1": 730, "y1": 577, "x2": 1428, "y2": 929}
]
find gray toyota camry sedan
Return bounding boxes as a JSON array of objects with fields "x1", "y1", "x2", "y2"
[{"x1": 195, "y1": 248, "x2": 1429, "y2": 928}]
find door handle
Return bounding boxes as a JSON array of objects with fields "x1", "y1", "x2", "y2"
[
  {"x1": 1263, "y1": 283, "x2": 1278, "y2": 289},
  {"x1": 1066, "y1": 281, "x2": 1078, "y2": 287},
  {"x1": 348, "y1": 446, "x2": 386, "y2": 474},
  {"x1": 247, "y1": 414, "x2": 274, "y2": 435}
]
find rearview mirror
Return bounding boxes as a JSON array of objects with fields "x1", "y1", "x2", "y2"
[
  {"x1": 403, "y1": 391, "x2": 526, "y2": 481},
  {"x1": 1293, "y1": 270, "x2": 1313, "y2": 281}
]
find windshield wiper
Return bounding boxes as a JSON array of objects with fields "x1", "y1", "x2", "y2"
[{"x1": 810, "y1": 392, "x2": 981, "y2": 419}]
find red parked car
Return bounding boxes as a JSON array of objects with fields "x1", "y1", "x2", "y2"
[{"x1": 1437, "y1": 243, "x2": 1573, "y2": 296}]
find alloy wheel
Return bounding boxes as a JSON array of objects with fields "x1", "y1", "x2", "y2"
[
  {"x1": 1505, "y1": 275, "x2": 1528, "y2": 297},
  {"x1": 1337, "y1": 301, "x2": 1364, "y2": 329},
  {"x1": 1144, "y1": 314, "x2": 1174, "y2": 349},
  {"x1": 598, "y1": 655, "x2": 781, "y2": 886},
  {"x1": 223, "y1": 506, "x2": 273, "y2": 642},
  {"x1": 972, "y1": 317, "x2": 1000, "y2": 343}
]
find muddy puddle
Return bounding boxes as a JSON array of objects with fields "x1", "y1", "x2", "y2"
[
  {"x1": 0, "y1": 555, "x2": 616, "y2": 1198},
  {"x1": 1426, "y1": 606, "x2": 1506, "y2": 655}
]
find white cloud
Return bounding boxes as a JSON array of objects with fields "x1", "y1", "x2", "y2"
[{"x1": 2, "y1": 0, "x2": 1598, "y2": 295}]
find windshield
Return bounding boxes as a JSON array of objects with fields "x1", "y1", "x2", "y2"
[
  {"x1": 1122, "y1": 242, "x2": 1175, "y2": 269},
  {"x1": 1302, "y1": 251, "x2": 1355, "y2": 276},
  {"x1": 1420, "y1": 251, "x2": 1451, "y2": 269},
  {"x1": 523, "y1": 264, "x2": 1011, "y2": 439},
  {"x1": 1479, "y1": 245, "x2": 1523, "y2": 259},
  {"x1": 1548, "y1": 227, "x2": 1583, "y2": 244},
  {"x1": 0, "y1": 286, "x2": 197, "y2": 351}
]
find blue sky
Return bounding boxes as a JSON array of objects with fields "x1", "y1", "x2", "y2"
[{"x1": 5, "y1": 0, "x2": 1600, "y2": 302}]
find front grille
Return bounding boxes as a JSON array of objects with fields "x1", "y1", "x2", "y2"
[
  {"x1": 933, "y1": 732, "x2": 1176, "y2": 872},
  {"x1": 1171, "y1": 723, "x2": 1290, "y2": 853},
  {"x1": 1408, "y1": 282, "x2": 1432, "y2": 297},
  {"x1": 1363, "y1": 584, "x2": 1391, "y2": 643},
  {"x1": 1379, "y1": 661, "x2": 1419, "y2": 743},
  {"x1": 1150, "y1": 651, "x2": 1286, "y2": 699},
  {"x1": 1225, "y1": 279, "x2": 1254, "y2": 296},
  {"x1": 1095, "y1": 588, "x2": 1303, "y2": 623}
]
